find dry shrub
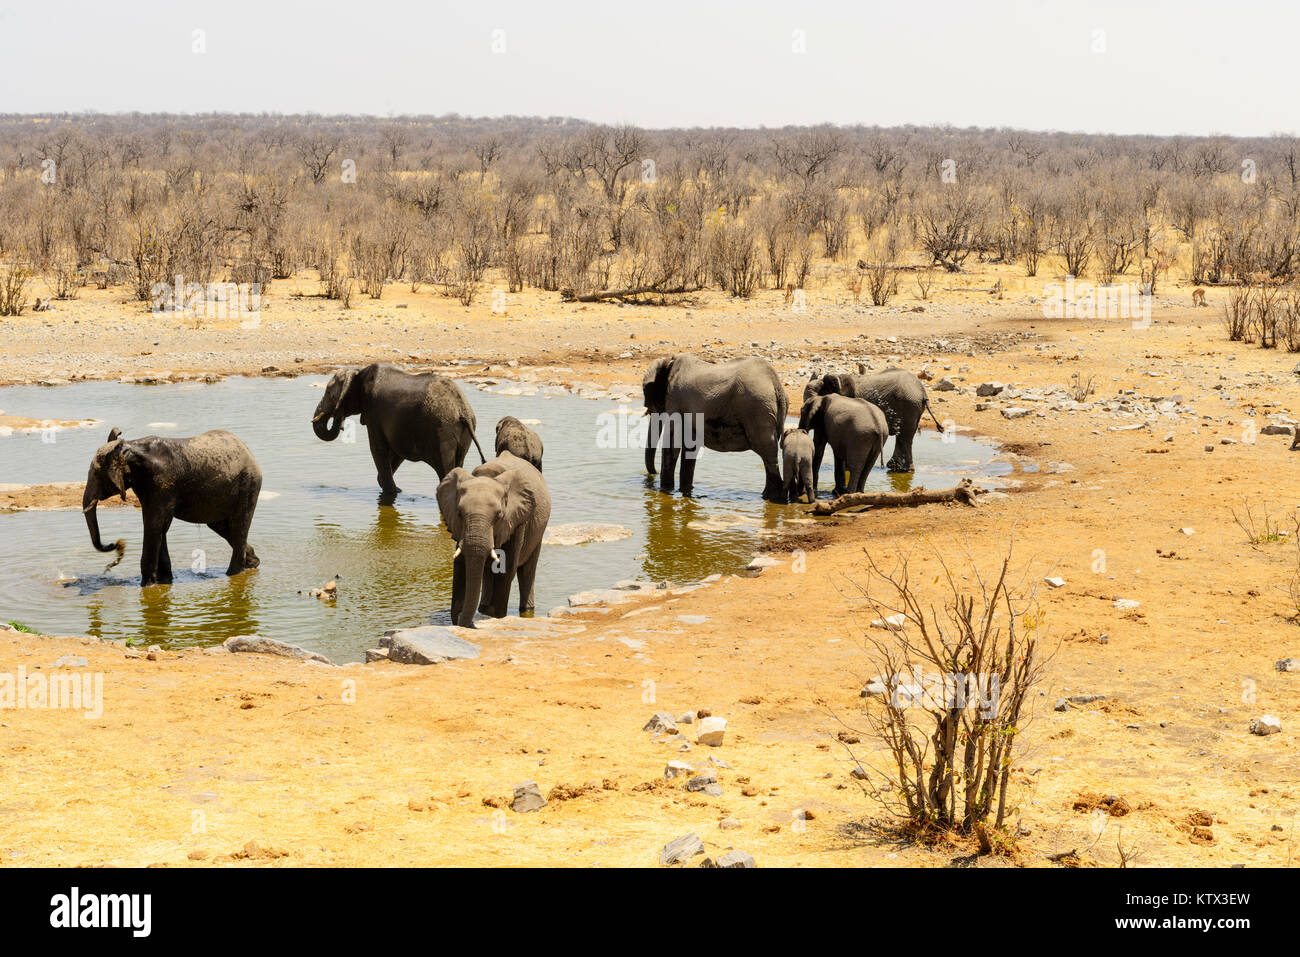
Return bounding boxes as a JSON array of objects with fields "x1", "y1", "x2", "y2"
[
  {"x1": 843, "y1": 543, "x2": 1050, "y2": 838},
  {"x1": 1223, "y1": 286, "x2": 1252, "y2": 341},
  {"x1": 0, "y1": 264, "x2": 32, "y2": 316}
]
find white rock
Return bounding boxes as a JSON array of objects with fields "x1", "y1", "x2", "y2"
[
  {"x1": 697, "y1": 716, "x2": 727, "y2": 747},
  {"x1": 1250, "y1": 715, "x2": 1282, "y2": 736},
  {"x1": 1044, "y1": 577, "x2": 1066, "y2": 588},
  {"x1": 871, "y1": 614, "x2": 906, "y2": 631}
]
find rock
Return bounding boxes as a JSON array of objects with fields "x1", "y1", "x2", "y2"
[
  {"x1": 870, "y1": 614, "x2": 906, "y2": 631},
  {"x1": 643, "y1": 711, "x2": 678, "y2": 734},
  {"x1": 664, "y1": 761, "x2": 694, "y2": 780},
  {"x1": 1068, "y1": 694, "x2": 1106, "y2": 705},
  {"x1": 685, "y1": 772, "x2": 723, "y2": 796},
  {"x1": 1275, "y1": 658, "x2": 1300, "y2": 673},
  {"x1": 1250, "y1": 715, "x2": 1282, "y2": 736},
  {"x1": 223, "y1": 635, "x2": 333, "y2": 665},
  {"x1": 1054, "y1": 698, "x2": 1069, "y2": 712},
  {"x1": 676, "y1": 712, "x2": 696, "y2": 724},
  {"x1": 511, "y1": 781, "x2": 547, "y2": 812},
  {"x1": 363, "y1": 648, "x2": 389, "y2": 663},
  {"x1": 976, "y1": 382, "x2": 1005, "y2": 396},
  {"x1": 934, "y1": 378, "x2": 957, "y2": 392},
  {"x1": 698, "y1": 716, "x2": 727, "y2": 747},
  {"x1": 659, "y1": 833, "x2": 704, "y2": 866},
  {"x1": 702, "y1": 850, "x2": 756, "y2": 868},
  {"x1": 1260, "y1": 424, "x2": 1292, "y2": 436},
  {"x1": 861, "y1": 677, "x2": 888, "y2": 696},
  {"x1": 1001, "y1": 407, "x2": 1032, "y2": 419},
  {"x1": 309, "y1": 580, "x2": 338, "y2": 600},
  {"x1": 51, "y1": 655, "x2": 89, "y2": 668},
  {"x1": 381, "y1": 626, "x2": 480, "y2": 665},
  {"x1": 1044, "y1": 577, "x2": 1066, "y2": 588},
  {"x1": 1113, "y1": 598, "x2": 1140, "y2": 610},
  {"x1": 719, "y1": 818, "x2": 742, "y2": 830},
  {"x1": 1180, "y1": 528, "x2": 1195, "y2": 535}
]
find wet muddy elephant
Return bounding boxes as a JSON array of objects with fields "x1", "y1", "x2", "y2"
[
  {"x1": 436, "y1": 451, "x2": 551, "y2": 628},
  {"x1": 642, "y1": 354, "x2": 788, "y2": 501},
  {"x1": 312, "y1": 363, "x2": 486, "y2": 497},
  {"x1": 799, "y1": 394, "x2": 889, "y2": 496},
  {"x1": 780, "y1": 428, "x2": 816, "y2": 504},
  {"x1": 82, "y1": 427, "x2": 262, "y2": 586},
  {"x1": 804, "y1": 368, "x2": 942, "y2": 473}
]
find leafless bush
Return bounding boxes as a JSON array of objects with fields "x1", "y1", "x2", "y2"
[
  {"x1": 1279, "y1": 289, "x2": 1300, "y2": 352},
  {"x1": 842, "y1": 544, "x2": 1049, "y2": 839},
  {"x1": 0, "y1": 264, "x2": 32, "y2": 316},
  {"x1": 1223, "y1": 286, "x2": 1252, "y2": 341},
  {"x1": 48, "y1": 249, "x2": 85, "y2": 300},
  {"x1": 1252, "y1": 282, "x2": 1281, "y2": 348},
  {"x1": 915, "y1": 267, "x2": 936, "y2": 300}
]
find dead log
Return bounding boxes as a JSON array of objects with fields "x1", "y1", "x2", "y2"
[
  {"x1": 809, "y1": 478, "x2": 982, "y2": 516},
  {"x1": 560, "y1": 284, "x2": 703, "y2": 303}
]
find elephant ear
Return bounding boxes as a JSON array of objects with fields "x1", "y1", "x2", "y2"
[
  {"x1": 436, "y1": 467, "x2": 473, "y2": 542},
  {"x1": 106, "y1": 426, "x2": 122, "y2": 443},
  {"x1": 101, "y1": 441, "x2": 133, "y2": 500},
  {"x1": 823, "y1": 373, "x2": 844, "y2": 395},
  {"x1": 642, "y1": 357, "x2": 673, "y2": 412},
  {"x1": 493, "y1": 470, "x2": 534, "y2": 549}
]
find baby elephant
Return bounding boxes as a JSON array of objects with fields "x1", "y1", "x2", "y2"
[
  {"x1": 781, "y1": 428, "x2": 815, "y2": 504},
  {"x1": 799, "y1": 394, "x2": 889, "y2": 497},
  {"x1": 494, "y1": 416, "x2": 544, "y2": 472},
  {"x1": 82, "y1": 427, "x2": 262, "y2": 586}
]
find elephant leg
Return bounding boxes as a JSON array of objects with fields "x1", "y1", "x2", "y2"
[
  {"x1": 800, "y1": 462, "x2": 815, "y2": 503},
  {"x1": 832, "y1": 449, "x2": 846, "y2": 496},
  {"x1": 225, "y1": 505, "x2": 257, "y2": 575},
  {"x1": 489, "y1": 551, "x2": 517, "y2": 619},
  {"x1": 141, "y1": 509, "x2": 174, "y2": 586},
  {"x1": 758, "y1": 444, "x2": 783, "y2": 502},
  {"x1": 368, "y1": 429, "x2": 401, "y2": 495},
  {"x1": 679, "y1": 444, "x2": 699, "y2": 497},
  {"x1": 887, "y1": 414, "x2": 920, "y2": 473},
  {"x1": 660, "y1": 415, "x2": 681, "y2": 492},
  {"x1": 811, "y1": 435, "x2": 827, "y2": 497},
  {"x1": 479, "y1": 553, "x2": 497, "y2": 613},
  {"x1": 157, "y1": 534, "x2": 173, "y2": 583},
  {"x1": 516, "y1": 546, "x2": 540, "y2": 616}
]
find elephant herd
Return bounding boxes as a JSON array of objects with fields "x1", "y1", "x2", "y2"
[{"x1": 80, "y1": 356, "x2": 939, "y2": 625}]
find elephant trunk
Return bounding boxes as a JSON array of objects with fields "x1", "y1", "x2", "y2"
[
  {"x1": 644, "y1": 412, "x2": 660, "y2": 475},
  {"x1": 82, "y1": 490, "x2": 126, "y2": 568},
  {"x1": 457, "y1": 518, "x2": 494, "y2": 627},
  {"x1": 312, "y1": 408, "x2": 343, "y2": 441}
]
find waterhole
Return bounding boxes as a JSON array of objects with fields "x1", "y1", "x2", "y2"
[{"x1": 0, "y1": 376, "x2": 1006, "y2": 661}]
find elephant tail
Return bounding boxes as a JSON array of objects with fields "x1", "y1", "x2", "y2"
[
  {"x1": 923, "y1": 399, "x2": 944, "y2": 433},
  {"x1": 469, "y1": 429, "x2": 487, "y2": 465}
]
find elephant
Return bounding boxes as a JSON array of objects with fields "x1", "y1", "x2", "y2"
[
  {"x1": 312, "y1": 363, "x2": 485, "y2": 497},
  {"x1": 82, "y1": 427, "x2": 262, "y2": 586},
  {"x1": 798, "y1": 394, "x2": 889, "y2": 497},
  {"x1": 781, "y1": 428, "x2": 815, "y2": 504},
  {"x1": 494, "y1": 416, "x2": 544, "y2": 472},
  {"x1": 642, "y1": 354, "x2": 788, "y2": 501},
  {"x1": 803, "y1": 368, "x2": 943, "y2": 473},
  {"x1": 436, "y1": 451, "x2": 551, "y2": 628}
]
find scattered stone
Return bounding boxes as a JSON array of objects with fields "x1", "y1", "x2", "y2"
[
  {"x1": 1250, "y1": 715, "x2": 1282, "y2": 736},
  {"x1": 702, "y1": 850, "x2": 755, "y2": 868},
  {"x1": 308, "y1": 580, "x2": 338, "y2": 600},
  {"x1": 363, "y1": 648, "x2": 389, "y2": 663},
  {"x1": 719, "y1": 818, "x2": 742, "y2": 830},
  {"x1": 1113, "y1": 599, "x2": 1140, "y2": 611},
  {"x1": 1054, "y1": 698, "x2": 1070, "y2": 712},
  {"x1": 1260, "y1": 424, "x2": 1292, "y2": 436},
  {"x1": 1044, "y1": 577, "x2": 1065, "y2": 588},
  {"x1": 1180, "y1": 528, "x2": 1195, "y2": 535},
  {"x1": 1275, "y1": 658, "x2": 1300, "y2": 673},
  {"x1": 381, "y1": 627, "x2": 480, "y2": 665},
  {"x1": 870, "y1": 613, "x2": 906, "y2": 631},
  {"x1": 934, "y1": 378, "x2": 957, "y2": 392},
  {"x1": 686, "y1": 772, "x2": 723, "y2": 796},
  {"x1": 676, "y1": 712, "x2": 696, "y2": 724},
  {"x1": 1068, "y1": 694, "x2": 1107, "y2": 705},
  {"x1": 643, "y1": 712, "x2": 678, "y2": 734},
  {"x1": 511, "y1": 781, "x2": 547, "y2": 813},
  {"x1": 976, "y1": 382, "x2": 1005, "y2": 396},
  {"x1": 698, "y1": 716, "x2": 727, "y2": 747},
  {"x1": 223, "y1": 635, "x2": 333, "y2": 665},
  {"x1": 659, "y1": 833, "x2": 704, "y2": 866},
  {"x1": 664, "y1": 761, "x2": 693, "y2": 780},
  {"x1": 1001, "y1": 407, "x2": 1032, "y2": 419}
]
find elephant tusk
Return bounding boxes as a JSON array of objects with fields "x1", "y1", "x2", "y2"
[
  {"x1": 82, "y1": 503, "x2": 95, "y2": 514},
  {"x1": 452, "y1": 543, "x2": 462, "y2": 559},
  {"x1": 312, "y1": 412, "x2": 327, "y2": 423}
]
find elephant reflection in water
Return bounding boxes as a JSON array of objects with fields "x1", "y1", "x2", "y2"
[
  {"x1": 639, "y1": 488, "x2": 756, "y2": 586},
  {"x1": 83, "y1": 569, "x2": 260, "y2": 648}
]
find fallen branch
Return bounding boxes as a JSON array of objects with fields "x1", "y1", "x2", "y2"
[
  {"x1": 809, "y1": 478, "x2": 983, "y2": 516},
  {"x1": 560, "y1": 284, "x2": 703, "y2": 303}
]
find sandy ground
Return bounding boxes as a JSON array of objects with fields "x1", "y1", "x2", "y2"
[{"x1": 2, "y1": 267, "x2": 1299, "y2": 867}]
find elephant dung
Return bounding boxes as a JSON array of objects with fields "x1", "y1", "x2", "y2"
[
  {"x1": 381, "y1": 626, "x2": 480, "y2": 666},
  {"x1": 697, "y1": 716, "x2": 727, "y2": 747},
  {"x1": 511, "y1": 781, "x2": 547, "y2": 813},
  {"x1": 223, "y1": 635, "x2": 333, "y2": 665}
]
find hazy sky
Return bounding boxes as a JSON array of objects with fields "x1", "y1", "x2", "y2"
[{"x1": 0, "y1": 0, "x2": 1292, "y2": 136}]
